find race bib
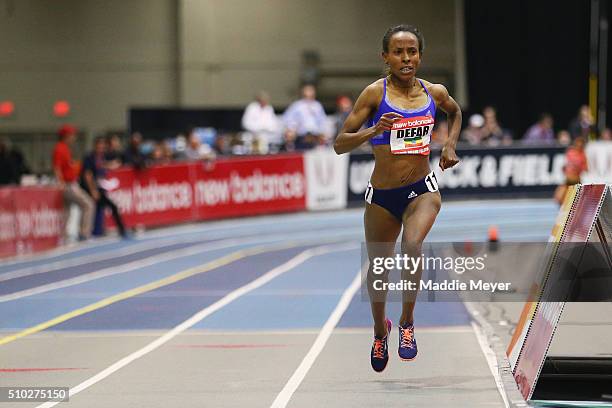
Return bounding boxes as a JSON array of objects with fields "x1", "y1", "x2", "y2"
[{"x1": 389, "y1": 116, "x2": 434, "y2": 155}]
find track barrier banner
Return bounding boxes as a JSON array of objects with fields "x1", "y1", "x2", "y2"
[
  {"x1": 105, "y1": 163, "x2": 196, "y2": 228},
  {"x1": 0, "y1": 187, "x2": 63, "y2": 258},
  {"x1": 583, "y1": 141, "x2": 612, "y2": 184},
  {"x1": 304, "y1": 148, "x2": 349, "y2": 211},
  {"x1": 192, "y1": 154, "x2": 306, "y2": 220},
  {"x1": 105, "y1": 154, "x2": 306, "y2": 228}
]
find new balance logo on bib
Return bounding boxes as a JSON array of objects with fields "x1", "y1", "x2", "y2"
[{"x1": 389, "y1": 115, "x2": 434, "y2": 155}]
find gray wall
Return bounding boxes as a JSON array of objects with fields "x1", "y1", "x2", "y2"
[
  {"x1": 0, "y1": 0, "x2": 457, "y2": 134},
  {"x1": 0, "y1": 0, "x2": 178, "y2": 133}
]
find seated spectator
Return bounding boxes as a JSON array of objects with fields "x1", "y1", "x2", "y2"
[
  {"x1": 150, "y1": 140, "x2": 173, "y2": 165},
  {"x1": 281, "y1": 129, "x2": 298, "y2": 152},
  {"x1": 460, "y1": 114, "x2": 485, "y2": 145},
  {"x1": 556, "y1": 130, "x2": 572, "y2": 146},
  {"x1": 214, "y1": 133, "x2": 231, "y2": 155},
  {"x1": 569, "y1": 105, "x2": 595, "y2": 140},
  {"x1": 522, "y1": 113, "x2": 554, "y2": 145},
  {"x1": 185, "y1": 130, "x2": 216, "y2": 161},
  {"x1": 123, "y1": 132, "x2": 147, "y2": 170},
  {"x1": 105, "y1": 134, "x2": 124, "y2": 169},
  {"x1": 482, "y1": 106, "x2": 513, "y2": 146},
  {"x1": 80, "y1": 136, "x2": 127, "y2": 238},
  {"x1": 282, "y1": 84, "x2": 327, "y2": 150},
  {"x1": 241, "y1": 91, "x2": 281, "y2": 154},
  {"x1": 172, "y1": 134, "x2": 188, "y2": 160},
  {"x1": 53, "y1": 124, "x2": 95, "y2": 241}
]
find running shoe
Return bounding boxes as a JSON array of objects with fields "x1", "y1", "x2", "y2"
[
  {"x1": 398, "y1": 322, "x2": 417, "y2": 361},
  {"x1": 370, "y1": 318, "x2": 392, "y2": 372}
]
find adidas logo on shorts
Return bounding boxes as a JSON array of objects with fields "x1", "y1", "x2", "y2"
[{"x1": 407, "y1": 191, "x2": 418, "y2": 199}]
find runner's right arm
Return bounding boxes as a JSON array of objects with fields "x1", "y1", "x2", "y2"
[{"x1": 333, "y1": 84, "x2": 402, "y2": 154}]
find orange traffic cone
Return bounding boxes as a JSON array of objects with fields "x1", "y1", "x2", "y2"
[
  {"x1": 488, "y1": 225, "x2": 499, "y2": 251},
  {"x1": 488, "y1": 225, "x2": 499, "y2": 242}
]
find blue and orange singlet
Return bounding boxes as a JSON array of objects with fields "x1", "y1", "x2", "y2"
[{"x1": 368, "y1": 78, "x2": 436, "y2": 156}]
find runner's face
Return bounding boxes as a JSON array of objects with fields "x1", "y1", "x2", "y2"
[{"x1": 383, "y1": 32, "x2": 421, "y2": 82}]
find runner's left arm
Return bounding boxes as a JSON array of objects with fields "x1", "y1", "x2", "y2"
[{"x1": 431, "y1": 84, "x2": 461, "y2": 170}]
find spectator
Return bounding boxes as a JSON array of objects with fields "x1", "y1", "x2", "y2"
[
  {"x1": 569, "y1": 105, "x2": 595, "y2": 140},
  {"x1": 52, "y1": 124, "x2": 95, "y2": 241},
  {"x1": 1, "y1": 137, "x2": 30, "y2": 183},
  {"x1": 214, "y1": 133, "x2": 230, "y2": 155},
  {"x1": 281, "y1": 129, "x2": 298, "y2": 152},
  {"x1": 554, "y1": 137, "x2": 588, "y2": 204},
  {"x1": 282, "y1": 84, "x2": 327, "y2": 150},
  {"x1": 599, "y1": 128, "x2": 611, "y2": 141},
  {"x1": 172, "y1": 134, "x2": 188, "y2": 160},
  {"x1": 0, "y1": 138, "x2": 18, "y2": 185},
  {"x1": 460, "y1": 114, "x2": 485, "y2": 145},
  {"x1": 80, "y1": 136, "x2": 127, "y2": 238},
  {"x1": 333, "y1": 95, "x2": 353, "y2": 137},
  {"x1": 105, "y1": 134, "x2": 123, "y2": 169},
  {"x1": 123, "y1": 132, "x2": 147, "y2": 169},
  {"x1": 150, "y1": 140, "x2": 173, "y2": 165},
  {"x1": 185, "y1": 130, "x2": 216, "y2": 161},
  {"x1": 482, "y1": 106, "x2": 513, "y2": 146},
  {"x1": 522, "y1": 113, "x2": 554, "y2": 145},
  {"x1": 556, "y1": 130, "x2": 572, "y2": 146},
  {"x1": 241, "y1": 91, "x2": 281, "y2": 154}
]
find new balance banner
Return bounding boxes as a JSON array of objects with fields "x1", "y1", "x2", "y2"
[
  {"x1": 193, "y1": 154, "x2": 306, "y2": 220},
  {"x1": 105, "y1": 163, "x2": 197, "y2": 228},
  {"x1": 0, "y1": 187, "x2": 63, "y2": 258},
  {"x1": 105, "y1": 154, "x2": 306, "y2": 228}
]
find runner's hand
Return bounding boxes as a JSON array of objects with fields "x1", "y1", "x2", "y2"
[
  {"x1": 439, "y1": 145, "x2": 459, "y2": 171},
  {"x1": 374, "y1": 112, "x2": 403, "y2": 133}
]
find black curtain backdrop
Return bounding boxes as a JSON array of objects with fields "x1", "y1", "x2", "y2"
[{"x1": 464, "y1": 0, "x2": 593, "y2": 138}]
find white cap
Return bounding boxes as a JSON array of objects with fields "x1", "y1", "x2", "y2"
[{"x1": 469, "y1": 114, "x2": 484, "y2": 128}]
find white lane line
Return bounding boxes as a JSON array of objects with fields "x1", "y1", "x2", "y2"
[
  {"x1": 0, "y1": 218, "x2": 358, "y2": 281},
  {"x1": 270, "y1": 270, "x2": 362, "y2": 408},
  {"x1": 0, "y1": 228, "x2": 361, "y2": 302},
  {"x1": 0, "y1": 211, "x2": 357, "y2": 271},
  {"x1": 137, "y1": 209, "x2": 360, "y2": 241},
  {"x1": 1, "y1": 199, "x2": 548, "y2": 268},
  {"x1": 0, "y1": 237, "x2": 206, "y2": 282},
  {"x1": 470, "y1": 321, "x2": 510, "y2": 408},
  {"x1": 0, "y1": 238, "x2": 242, "y2": 302},
  {"x1": 34, "y1": 242, "x2": 358, "y2": 408},
  {"x1": 0, "y1": 238, "x2": 116, "y2": 268}
]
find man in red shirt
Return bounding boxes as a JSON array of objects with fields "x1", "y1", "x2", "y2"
[{"x1": 53, "y1": 124, "x2": 95, "y2": 240}]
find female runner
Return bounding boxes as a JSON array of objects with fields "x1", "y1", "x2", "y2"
[{"x1": 334, "y1": 24, "x2": 461, "y2": 372}]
